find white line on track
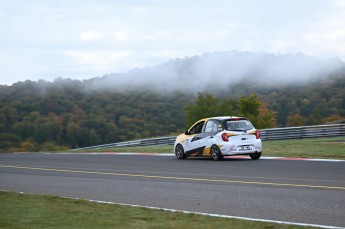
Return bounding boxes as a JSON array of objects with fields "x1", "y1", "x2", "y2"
[
  {"x1": 9, "y1": 190, "x2": 344, "y2": 229},
  {"x1": 45, "y1": 152, "x2": 345, "y2": 162},
  {"x1": 88, "y1": 200, "x2": 344, "y2": 229}
]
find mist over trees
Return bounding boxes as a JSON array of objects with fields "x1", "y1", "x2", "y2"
[
  {"x1": 1, "y1": 51, "x2": 344, "y2": 152},
  {"x1": 87, "y1": 51, "x2": 344, "y2": 93}
]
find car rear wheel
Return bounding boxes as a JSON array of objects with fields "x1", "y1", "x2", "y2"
[
  {"x1": 175, "y1": 144, "x2": 187, "y2": 159},
  {"x1": 211, "y1": 145, "x2": 223, "y2": 161},
  {"x1": 250, "y1": 152, "x2": 261, "y2": 160}
]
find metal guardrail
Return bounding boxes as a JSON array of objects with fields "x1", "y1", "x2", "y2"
[
  {"x1": 72, "y1": 136, "x2": 176, "y2": 151},
  {"x1": 72, "y1": 124, "x2": 345, "y2": 151},
  {"x1": 260, "y1": 124, "x2": 345, "y2": 141}
]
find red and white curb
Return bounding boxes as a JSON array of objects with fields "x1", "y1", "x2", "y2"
[{"x1": 49, "y1": 152, "x2": 345, "y2": 162}]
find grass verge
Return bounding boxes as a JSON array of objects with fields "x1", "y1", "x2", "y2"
[
  {"x1": 0, "y1": 191, "x2": 314, "y2": 229},
  {"x1": 262, "y1": 136, "x2": 345, "y2": 159},
  {"x1": 78, "y1": 136, "x2": 345, "y2": 159}
]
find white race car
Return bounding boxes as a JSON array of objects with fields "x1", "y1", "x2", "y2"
[{"x1": 174, "y1": 116, "x2": 262, "y2": 160}]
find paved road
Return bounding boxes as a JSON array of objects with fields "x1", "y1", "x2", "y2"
[{"x1": 0, "y1": 153, "x2": 344, "y2": 227}]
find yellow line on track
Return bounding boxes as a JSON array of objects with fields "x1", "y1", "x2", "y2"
[{"x1": 1, "y1": 164, "x2": 345, "y2": 190}]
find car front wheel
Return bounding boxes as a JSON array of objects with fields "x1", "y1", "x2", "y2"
[
  {"x1": 250, "y1": 152, "x2": 261, "y2": 160},
  {"x1": 175, "y1": 144, "x2": 187, "y2": 159},
  {"x1": 211, "y1": 145, "x2": 223, "y2": 161}
]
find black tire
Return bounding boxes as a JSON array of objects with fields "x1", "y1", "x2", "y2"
[
  {"x1": 175, "y1": 144, "x2": 187, "y2": 159},
  {"x1": 211, "y1": 145, "x2": 223, "y2": 161},
  {"x1": 250, "y1": 152, "x2": 261, "y2": 160}
]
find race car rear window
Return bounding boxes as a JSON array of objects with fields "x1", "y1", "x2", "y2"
[{"x1": 225, "y1": 119, "x2": 254, "y2": 131}]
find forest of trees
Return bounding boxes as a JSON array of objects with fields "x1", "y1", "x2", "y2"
[{"x1": 0, "y1": 72, "x2": 344, "y2": 152}]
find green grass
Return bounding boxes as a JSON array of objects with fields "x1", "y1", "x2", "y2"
[
  {"x1": 0, "y1": 191, "x2": 313, "y2": 229},
  {"x1": 263, "y1": 137, "x2": 345, "y2": 159},
  {"x1": 78, "y1": 136, "x2": 345, "y2": 159}
]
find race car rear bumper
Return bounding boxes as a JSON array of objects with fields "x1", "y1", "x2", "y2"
[{"x1": 219, "y1": 141, "x2": 262, "y2": 156}]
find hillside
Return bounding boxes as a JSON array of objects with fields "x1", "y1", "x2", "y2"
[{"x1": 1, "y1": 51, "x2": 344, "y2": 151}]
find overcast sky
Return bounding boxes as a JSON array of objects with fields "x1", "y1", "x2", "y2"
[{"x1": 1, "y1": 0, "x2": 345, "y2": 85}]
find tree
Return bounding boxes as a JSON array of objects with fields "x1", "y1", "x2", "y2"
[
  {"x1": 307, "y1": 106, "x2": 322, "y2": 125},
  {"x1": 256, "y1": 103, "x2": 277, "y2": 128},
  {"x1": 239, "y1": 94, "x2": 260, "y2": 117},
  {"x1": 238, "y1": 94, "x2": 261, "y2": 127},
  {"x1": 219, "y1": 98, "x2": 240, "y2": 116},
  {"x1": 19, "y1": 140, "x2": 38, "y2": 152},
  {"x1": 323, "y1": 114, "x2": 345, "y2": 124},
  {"x1": 89, "y1": 129, "x2": 101, "y2": 146},
  {"x1": 66, "y1": 122, "x2": 84, "y2": 148},
  {"x1": 287, "y1": 114, "x2": 304, "y2": 127},
  {"x1": 185, "y1": 92, "x2": 221, "y2": 127}
]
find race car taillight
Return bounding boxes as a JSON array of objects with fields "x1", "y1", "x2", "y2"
[
  {"x1": 256, "y1": 130, "x2": 261, "y2": 139},
  {"x1": 221, "y1": 133, "x2": 229, "y2": 142}
]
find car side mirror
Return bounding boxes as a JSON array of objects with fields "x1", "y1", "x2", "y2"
[{"x1": 184, "y1": 130, "x2": 189, "y2": 135}]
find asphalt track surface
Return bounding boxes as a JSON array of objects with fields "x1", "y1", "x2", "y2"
[{"x1": 0, "y1": 153, "x2": 344, "y2": 228}]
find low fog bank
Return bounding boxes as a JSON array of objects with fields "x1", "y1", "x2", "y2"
[{"x1": 86, "y1": 51, "x2": 345, "y2": 93}]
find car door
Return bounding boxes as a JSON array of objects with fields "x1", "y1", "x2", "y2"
[
  {"x1": 199, "y1": 120, "x2": 220, "y2": 156},
  {"x1": 184, "y1": 121, "x2": 205, "y2": 155}
]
